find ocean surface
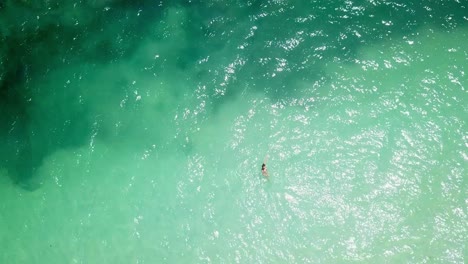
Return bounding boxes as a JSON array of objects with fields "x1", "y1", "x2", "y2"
[{"x1": 0, "y1": 0, "x2": 466, "y2": 263}]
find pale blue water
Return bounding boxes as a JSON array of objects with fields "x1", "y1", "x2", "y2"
[{"x1": 0, "y1": 1, "x2": 467, "y2": 263}]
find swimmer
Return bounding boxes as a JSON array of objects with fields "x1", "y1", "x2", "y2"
[
  {"x1": 261, "y1": 155, "x2": 269, "y2": 177},
  {"x1": 261, "y1": 163, "x2": 268, "y2": 177}
]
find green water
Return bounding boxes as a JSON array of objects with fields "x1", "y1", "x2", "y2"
[{"x1": 1, "y1": 0, "x2": 466, "y2": 263}]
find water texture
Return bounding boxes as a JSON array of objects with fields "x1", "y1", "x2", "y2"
[{"x1": 0, "y1": 0, "x2": 466, "y2": 263}]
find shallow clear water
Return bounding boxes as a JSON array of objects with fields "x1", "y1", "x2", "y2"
[{"x1": 0, "y1": 0, "x2": 467, "y2": 263}]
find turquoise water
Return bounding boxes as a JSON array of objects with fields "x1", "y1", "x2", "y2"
[{"x1": 1, "y1": 0, "x2": 467, "y2": 263}]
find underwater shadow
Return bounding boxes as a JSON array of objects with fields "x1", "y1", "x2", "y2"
[{"x1": 0, "y1": 0, "x2": 167, "y2": 191}]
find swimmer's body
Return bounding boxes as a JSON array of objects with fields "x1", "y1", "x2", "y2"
[
  {"x1": 261, "y1": 155, "x2": 269, "y2": 177},
  {"x1": 261, "y1": 163, "x2": 268, "y2": 177}
]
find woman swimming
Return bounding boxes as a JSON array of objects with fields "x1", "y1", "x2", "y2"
[{"x1": 261, "y1": 163, "x2": 268, "y2": 177}]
